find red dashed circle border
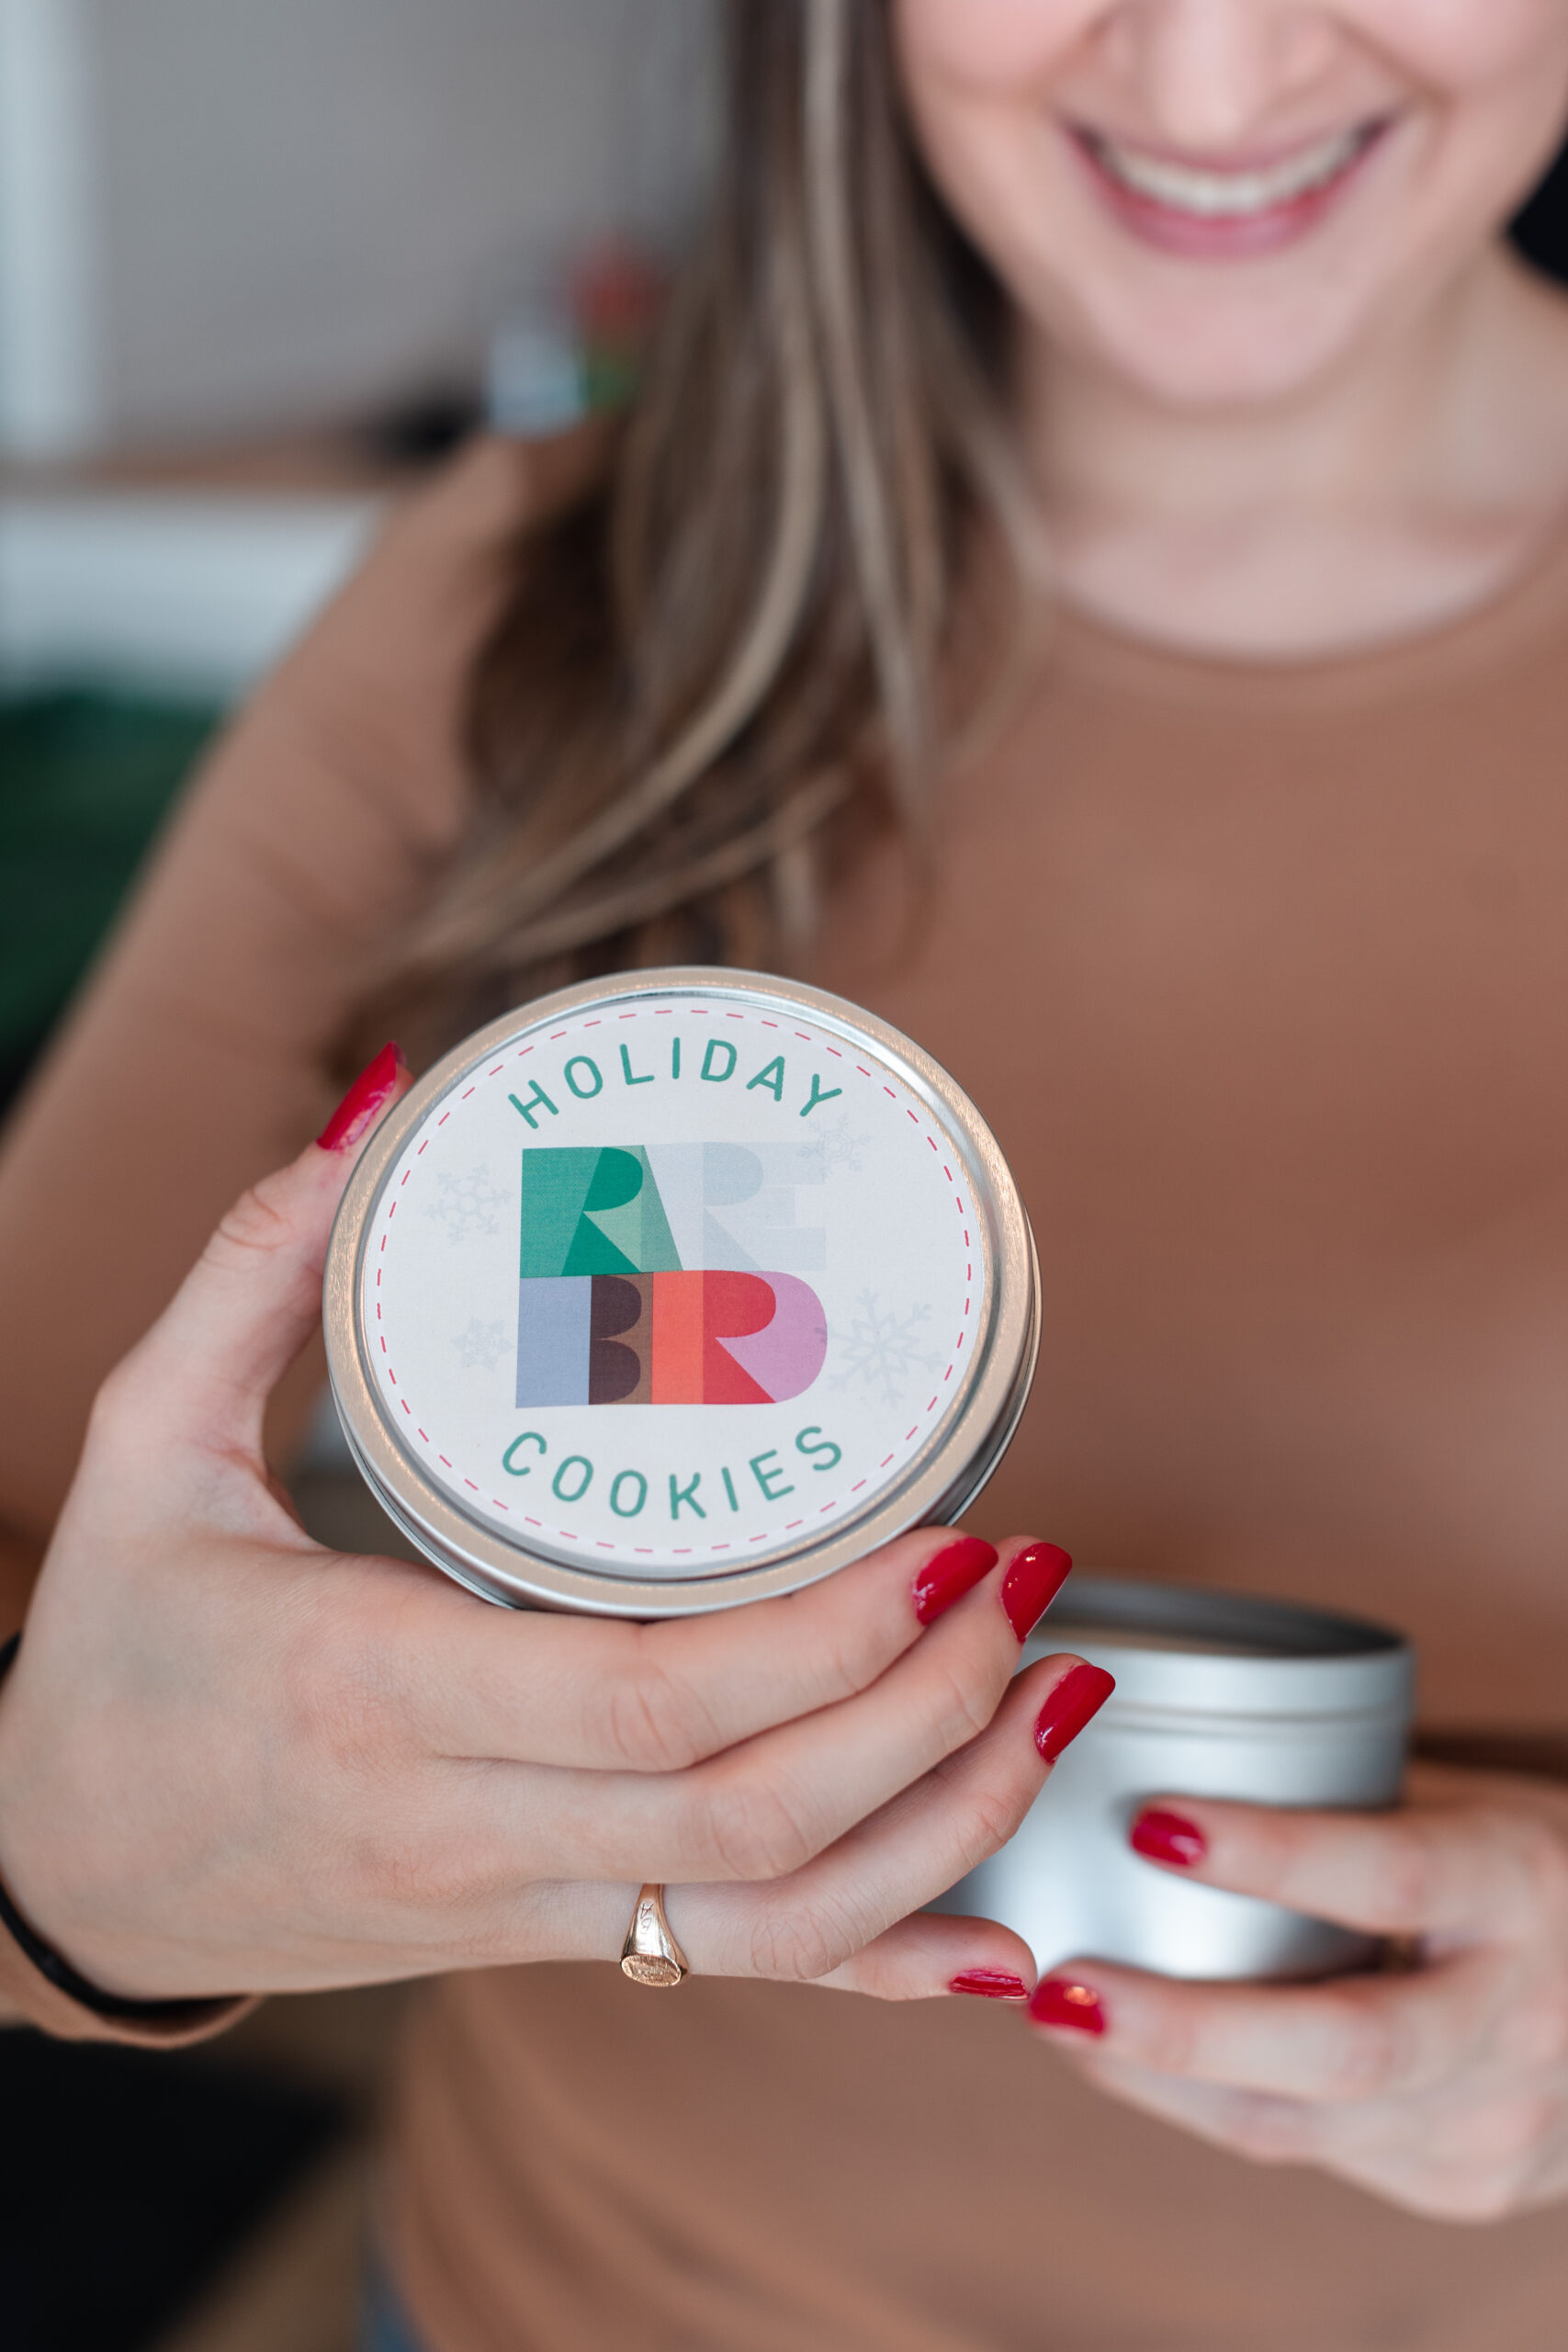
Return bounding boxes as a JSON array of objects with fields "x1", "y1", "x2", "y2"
[{"x1": 363, "y1": 999, "x2": 981, "y2": 1567}]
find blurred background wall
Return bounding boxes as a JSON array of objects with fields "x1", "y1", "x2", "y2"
[
  {"x1": 0, "y1": 0, "x2": 715, "y2": 1124},
  {"x1": 1, "y1": 0, "x2": 714, "y2": 457}
]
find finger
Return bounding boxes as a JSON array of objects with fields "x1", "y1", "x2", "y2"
[
  {"x1": 1317, "y1": 2096, "x2": 1566, "y2": 2222},
  {"x1": 1024, "y1": 1946, "x2": 1506, "y2": 2103},
  {"x1": 1067, "y1": 2053, "x2": 1547, "y2": 2222},
  {"x1": 407, "y1": 1530, "x2": 1068, "y2": 1772},
  {"x1": 98, "y1": 1046, "x2": 411, "y2": 1464},
  {"x1": 385, "y1": 1657, "x2": 1096, "y2": 1993},
  {"x1": 1126, "y1": 1792, "x2": 1555, "y2": 1941},
  {"x1": 457, "y1": 1521, "x2": 1090, "y2": 1878},
  {"x1": 662, "y1": 1655, "x2": 1090, "y2": 1979},
  {"x1": 1066, "y1": 2051, "x2": 1330, "y2": 2169},
  {"x1": 819, "y1": 1909, "x2": 1037, "y2": 2001}
]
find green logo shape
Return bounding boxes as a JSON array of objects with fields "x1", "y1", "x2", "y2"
[{"x1": 520, "y1": 1147, "x2": 682, "y2": 1279}]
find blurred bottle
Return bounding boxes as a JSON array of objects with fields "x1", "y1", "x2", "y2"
[
  {"x1": 570, "y1": 242, "x2": 665, "y2": 413},
  {"x1": 486, "y1": 240, "x2": 664, "y2": 435},
  {"x1": 486, "y1": 280, "x2": 583, "y2": 435}
]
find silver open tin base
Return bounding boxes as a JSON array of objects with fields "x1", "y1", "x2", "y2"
[{"x1": 935, "y1": 1574, "x2": 1415, "y2": 1980}]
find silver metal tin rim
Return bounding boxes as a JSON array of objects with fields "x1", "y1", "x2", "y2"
[
  {"x1": 1030, "y1": 1573, "x2": 1415, "y2": 1723},
  {"x1": 323, "y1": 967, "x2": 1039, "y2": 1616}
]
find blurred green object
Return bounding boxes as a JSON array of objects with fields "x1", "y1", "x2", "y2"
[{"x1": 0, "y1": 690, "x2": 221, "y2": 1112}]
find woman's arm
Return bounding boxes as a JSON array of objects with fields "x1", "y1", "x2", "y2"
[{"x1": 0, "y1": 1532, "x2": 38, "y2": 2018}]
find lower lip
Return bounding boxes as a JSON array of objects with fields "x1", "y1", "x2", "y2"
[{"x1": 1075, "y1": 127, "x2": 1383, "y2": 261}]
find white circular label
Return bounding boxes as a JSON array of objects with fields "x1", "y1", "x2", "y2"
[{"x1": 362, "y1": 990, "x2": 983, "y2": 1577}]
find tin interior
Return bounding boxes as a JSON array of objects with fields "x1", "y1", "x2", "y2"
[{"x1": 1031, "y1": 1572, "x2": 1415, "y2": 1721}]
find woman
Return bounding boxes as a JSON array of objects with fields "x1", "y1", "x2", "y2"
[{"x1": 6, "y1": 0, "x2": 1568, "y2": 2343}]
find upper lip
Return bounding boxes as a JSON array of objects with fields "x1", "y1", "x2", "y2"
[{"x1": 1068, "y1": 120, "x2": 1387, "y2": 176}]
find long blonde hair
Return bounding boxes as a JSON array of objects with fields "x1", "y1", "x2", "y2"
[{"x1": 353, "y1": 0, "x2": 1039, "y2": 1067}]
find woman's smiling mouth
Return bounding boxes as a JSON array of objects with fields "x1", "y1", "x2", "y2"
[{"x1": 1074, "y1": 119, "x2": 1390, "y2": 257}]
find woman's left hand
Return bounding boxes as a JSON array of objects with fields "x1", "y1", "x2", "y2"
[{"x1": 1027, "y1": 1764, "x2": 1568, "y2": 2220}]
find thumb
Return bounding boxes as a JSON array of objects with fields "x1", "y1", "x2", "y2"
[{"x1": 112, "y1": 1044, "x2": 410, "y2": 1463}]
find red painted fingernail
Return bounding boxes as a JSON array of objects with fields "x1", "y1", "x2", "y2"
[
  {"x1": 1033, "y1": 1661, "x2": 1115, "y2": 1760},
  {"x1": 316, "y1": 1043, "x2": 406, "y2": 1152},
  {"x1": 999, "y1": 1542, "x2": 1073, "y2": 1641},
  {"x1": 1131, "y1": 1807, "x2": 1207, "y2": 1868},
  {"x1": 1029, "y1": 1978, "x2": 1106, "y2": 2035},
  {"x1": 950, "y1": 1969, "x2": 1029, "y2": 2001},
  {"x1": 912, "y1": 1536, "x2": 998, "y2": 1624}
]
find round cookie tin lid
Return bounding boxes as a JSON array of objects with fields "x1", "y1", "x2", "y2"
[{"x1": 324, "y1": 968, "x2": 1037, "y2": 1615}]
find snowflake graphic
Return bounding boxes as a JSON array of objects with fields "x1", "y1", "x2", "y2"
[
  {"x1": 425, "y1": 1164, "x2": 505, "y2": 1243},
  {"x1": 828, "y1": 1290, "x2": 942, "y2": 1408},
  {"x1": 800, "y1": 1112, "x2": 874, "y2": 1179},
  {"x1": 453, "y1": 1319, "x2": 508, "y2": 1373}
]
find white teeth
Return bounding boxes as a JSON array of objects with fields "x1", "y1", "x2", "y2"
[{"x1": 1091, "y1": 126, "x2": 1366, "y2": 219}]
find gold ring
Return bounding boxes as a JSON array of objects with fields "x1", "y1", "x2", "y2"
[{"x1": 620, "y1": 1883, "x2": 689, "y2": 1987}]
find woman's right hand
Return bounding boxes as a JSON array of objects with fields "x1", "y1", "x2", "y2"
[{"x1": 0, "y1": 1065, "x2": 1107, "y2": 2009}]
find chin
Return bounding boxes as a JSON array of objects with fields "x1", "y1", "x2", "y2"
[{"x1": 1046, "y1": 280, "x2": 1393, "y2": 413}]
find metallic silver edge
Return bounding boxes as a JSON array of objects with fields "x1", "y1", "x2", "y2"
[
  {"x1": 1026, "y1": 1572, "x2": 1415, "y2": 1720},
  {"x1": 323, "y1": 968, "x2": 1036, "y2": 1616}
]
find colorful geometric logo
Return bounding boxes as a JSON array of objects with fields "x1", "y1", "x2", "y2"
[{"x1": 516, "y1": 1143, "x2": 829, "y2": 1407}]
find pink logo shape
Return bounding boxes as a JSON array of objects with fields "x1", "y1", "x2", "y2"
[{"x1": 715, "y1": 1272, "x2": 828, "y2": 1403}]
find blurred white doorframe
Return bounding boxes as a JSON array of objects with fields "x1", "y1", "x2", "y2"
[{"x1": 0, "y1": 0, "x2": 102, "y2": 457}]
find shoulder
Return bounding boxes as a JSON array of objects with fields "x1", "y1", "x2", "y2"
[
  {"x1": 226, "y1": 421, "x2": 615, "y2": 849},
  {"x1": 276, "y1": 421, "x2": 611, "y2": 711},
  {"x1": 368, "y1": 418, "x2": 611, "y2": 572}
]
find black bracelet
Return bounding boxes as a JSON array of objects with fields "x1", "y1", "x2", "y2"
[{"x1": 0, "y1": 1629, "x2": 230, "y2": 2025}]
